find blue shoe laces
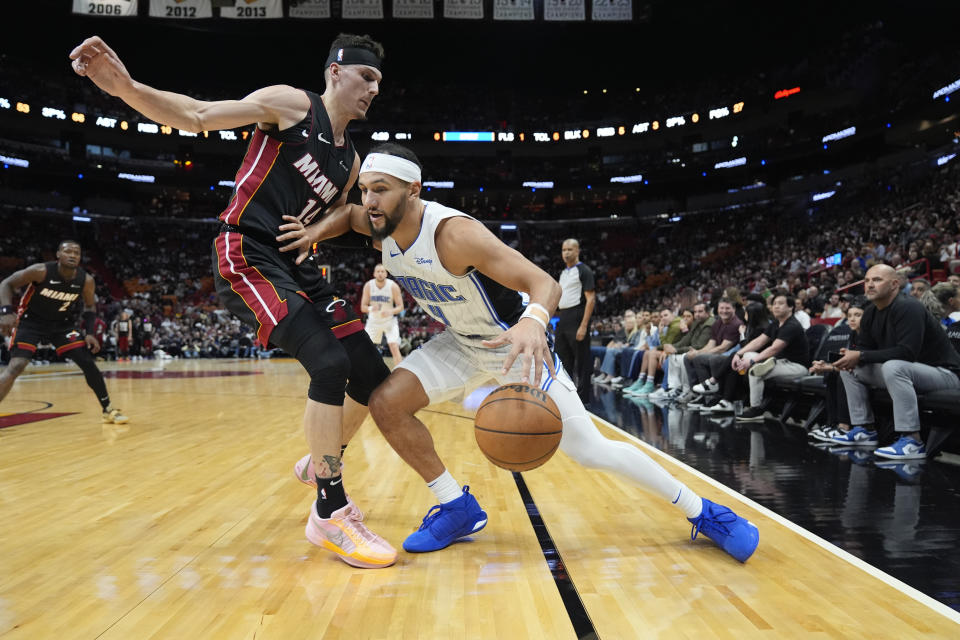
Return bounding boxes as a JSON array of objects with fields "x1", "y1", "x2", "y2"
[
  {"x1": 690, "y1": 504, "x2": 737, "y2": 541},
  {"x1": 414, "y1": 486, "x2": 472, "y2": 532}
]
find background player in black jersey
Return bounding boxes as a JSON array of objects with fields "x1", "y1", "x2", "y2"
[
  {"x1": 0, "y1": 240, "x2": 128, "y2": 425},
  {"x1": 70, "y1": 34, "x2": 396, "y2": 568}
]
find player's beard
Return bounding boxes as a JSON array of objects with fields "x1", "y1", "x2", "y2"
[{"x1": 368, "y1": 203, "x2": 404, "y2": 242}]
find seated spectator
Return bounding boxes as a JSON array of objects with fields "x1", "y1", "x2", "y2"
[
  {"x1": 931, "y1": 282, "x2": 960, "y2": 325},
  {"x1": 648, "y1": 303, "x2": 715, "y2": 401},
  {"x1": 832, "y1": 265, "x2": 960, "y2": 459},
  {"x1": 733, "y1": 291, "x2": 811, "y2": 421},
  {"x1": 821, "y1": 292, "x2": 844, "y2": 319},
  {"x1": 622, "y1": 307, "x2": 685, "y2": 396},
  {"x1": 805, "y1": 286, "x2": 826, "y2": 316},
  {"x1": 699, "y1": 301, "x2": 774, "y2": 414},
  {"x1": 808, "y1": 297, "x2": 867, "y2": 442},
  {"x1": 908, "y1": 277, "x2": 931, "y2": 299},
  {"x1": 679, "y1": 298, "x2": 743, "y2": 404},
  {"x1": 793, "y1": 296, "x2": 812, "y2": 329},
  {"x1": 593, "y1": 310, "x2": 639, "y2": 384}
]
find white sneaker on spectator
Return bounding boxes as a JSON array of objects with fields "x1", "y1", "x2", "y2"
[
  {"x1": 676, "y1": 389, "x2": 698, "y2": 404},
  {"x1": 748, "y1": 357, "x2": 777, "y2": 378},
  {"x1": 692, "y1": 379, "x2": 719, "y2": 394},
  {"x1": 610, "y1": 376, "x2": 623, "y2": 384},
  {"x1": 648, "y1": 387, "x2": 669, "y2": 400},
  {"x1": 704, "y1": 400, "x2": 735, "y2": 413}
]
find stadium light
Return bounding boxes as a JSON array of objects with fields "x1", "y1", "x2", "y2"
[
  {"x1": 423, "y1": 181, "x2": 454, "y2": 188},
  {"x1": 812, "y1": 190, "x2": 836, "y2": 201},
  {"x1": 714, "y1": 157, "x2": 746, "y2": 169},
  {"x1": 610, "y1": 174, "x2": 643, "y2": 183},
  {"x1": 118, "y1": 172, "x2": 156, "y2": 183},
  {"x1": 822, "y1": 126, "x2": 856, "y2": 143},
  {"x1": 774, "y1": 87, "x2": 801, "y2": 99},
  {"x1": 932, "y1": 78, "x2": 960, "y2": 99},
  {"x1": 0, "y1": 154, "x2": 29, "y2": 168}
]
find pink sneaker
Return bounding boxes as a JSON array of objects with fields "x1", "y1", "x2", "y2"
[
  {"x1": 293, "y1": 454, "x2": 364, "y2": 520},
  {"x1": 305, "y1": 501, "x2": 397, "y2": 569}
]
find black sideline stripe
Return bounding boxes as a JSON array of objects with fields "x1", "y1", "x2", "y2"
[{"x1": 513, "y1": 472, "x2": 597, "y2": 640}]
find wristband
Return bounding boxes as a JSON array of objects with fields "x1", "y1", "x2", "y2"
[
  {"x1": 82, "y1": 310, "x2": 97, "y2": 334},
  {"x1": 520, "y1": 308, "x2": 548, "y2": 330},
  {"x1": 526, "y1": 302, "x2": 550, "y2": 318},
  {"x1": 0, "y1": 305, "x2": 14, "y2": 315}
]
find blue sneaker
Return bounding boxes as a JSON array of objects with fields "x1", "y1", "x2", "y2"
[
  {"x1": 829, "y1": 426, "x2": 878, "y2": 446},
  {"x1": 874, "y1": 436, "x2": 926, "y2": 460},
  {"x1": 688, "y1": 498, "x2": 759, "y2": 563},
  {"x1": 403, "y1": 486, "x2": 488, "y2": 553}
]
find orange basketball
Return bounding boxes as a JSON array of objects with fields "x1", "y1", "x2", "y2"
[{"x1": 474, "y1": 384, "x2": 563, "y2": 472}]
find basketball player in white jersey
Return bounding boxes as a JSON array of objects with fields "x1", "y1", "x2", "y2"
[
  {"x1": 361, "y1": 264, "x2": 404, "y2": 364},
  {"x1": 279, "y1": 144, "x2": 759, "y2": 563}
]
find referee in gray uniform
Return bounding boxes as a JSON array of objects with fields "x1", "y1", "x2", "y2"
[{"x1": 556, "y1": 238, "x2": 596, "y2": 399}]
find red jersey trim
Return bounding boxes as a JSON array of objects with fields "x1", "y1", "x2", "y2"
[
  {"x1": 219, "y1": 129, "x2": 283, "y2": 226},
  {"x1": 214, "y1": 232, "x2": 289, "y2": 347}
]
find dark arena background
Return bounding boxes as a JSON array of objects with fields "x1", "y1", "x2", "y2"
[{"x1": 2, "y1": 1, "x2": 960, "y2": 638}]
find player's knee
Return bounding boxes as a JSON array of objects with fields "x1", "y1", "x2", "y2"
[
  {"x1": 300, "y1": 342, "x2": 350, "y2": 405},
  {"x1": 368, "y1": 381, "x2": 408, "y2": 425}
]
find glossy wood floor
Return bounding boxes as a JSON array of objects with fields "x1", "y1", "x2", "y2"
[{"x1": 1, "y1": 359, "x2": 958, "y2": 639}]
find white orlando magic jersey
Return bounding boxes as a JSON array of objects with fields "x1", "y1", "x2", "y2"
[
  {"x1": 365, "y1": 279, "x2": 397, "y2": 327},
  {"x1": 381, "y1": 202, "x2": 524, "y2": 339}
]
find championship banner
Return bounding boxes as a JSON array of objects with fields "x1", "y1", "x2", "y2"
[
  {"x1": 493, "y1": 0, "x2": 533, "y2": 21},
  {"x1": 544, "y1": 0, "x2": 585, "y2": 21},
  {"x1": 72, "y1": 0, "x2": 138, "y2": 16},
  {"x1": 149, "y1": 0, "x2": 213, "y2": 19},
  {"x1": 219, "y1": 0, "x2": 282, "y2": 18},
  {"x1": 393, "y1": 0, "x2": 433, "y2": 19},
  {"x1": 342, "y1": 0, "x2": 383, "y2": 19},
  {"x1": 443, "y1": 0, "x2": 483, "y2": 20},
  {"x1": 591, "y1": 0, "x2": 632, "y2": 21},
  {"x1": 288, "y1": 0, "x2": 331, "y2": 18}
]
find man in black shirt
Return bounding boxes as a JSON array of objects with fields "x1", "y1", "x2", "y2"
[
  {"x1": 556, "y1": 239, "x2": 595, "y2": 399},
  {"x1": 733, "y1": 292, "x2": 810, "y2": 421},
  {"x1": 833, "y1": 265, "x2": 960, "y2": 459}
]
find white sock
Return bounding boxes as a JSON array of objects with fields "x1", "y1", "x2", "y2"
[
  {"x1": 672, "y1": 486, "x2": 703, "y2": 519},
  {"x1": 427, "y1": 470, "x2": 462, "y2": 504}
]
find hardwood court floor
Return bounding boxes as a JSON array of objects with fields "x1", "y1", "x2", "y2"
[{"x1": 1, "y1": 359, "x2": 958, "y2": 639}]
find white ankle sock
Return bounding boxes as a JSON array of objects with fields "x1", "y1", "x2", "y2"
[{"x1": 427, "y1": 470, "x2": 462, "y2": 504}]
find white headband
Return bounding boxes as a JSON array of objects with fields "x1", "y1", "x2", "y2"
[{"x1": 360, "y1": 153, "x2": 422, "y2": 183}]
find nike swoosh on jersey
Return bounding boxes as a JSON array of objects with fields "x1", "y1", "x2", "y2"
[
  {"x1": 301, "y1": 130, "x2": 309, "y2": 138},
  {"x1": 318, "y1": 133, "x2": 331, "y2": 144},
  {"x1": 49, "y1": 280, "x2": 61, "y2": 284},
  {"x1": 389, "y1": 251, "x2": 401, "y2": 257}
]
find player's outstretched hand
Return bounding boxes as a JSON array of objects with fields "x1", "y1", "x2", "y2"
[
  {"x1": 482, "y1": 317, "x2": 558, "y2": 387},
  {"x1": 85, "y1": 334, "x2": 101, "y2": 354},
  {"x1": 277, "y1": 215, "x2": 314, "y2": 265},
  {"x1": 69, "y1": 36, "x2": 133, "y2": 97}
]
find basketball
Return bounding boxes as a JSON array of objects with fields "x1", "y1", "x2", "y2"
[{"x1": 474, "y1": 384, "x2": 563, "y2": 472}]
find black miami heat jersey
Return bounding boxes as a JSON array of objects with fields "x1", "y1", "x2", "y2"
[
  {"x1": 18, "y1": 262, "x2": 86, "y2": 325},
  {"x1": 218, "y1": 90, "x2": 356, "y2": 243}
]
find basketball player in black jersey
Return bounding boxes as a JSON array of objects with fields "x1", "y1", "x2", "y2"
[
  {"x1": 70, "y1": 34, "x2": 396, "y2": 568},
  {"x1": 0, "y1": 240, "x2": 128, "y2": 424}
]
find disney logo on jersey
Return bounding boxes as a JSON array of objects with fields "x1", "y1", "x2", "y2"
[
  {"x1": 415, "y1": 257, "x2": 434, "y2": 265},
  {"x1": 394, "y1": 276, "x2": 464, "y2": 304}
]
